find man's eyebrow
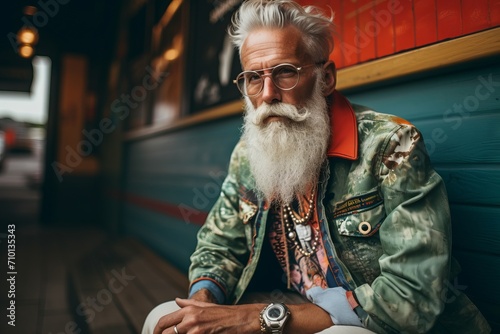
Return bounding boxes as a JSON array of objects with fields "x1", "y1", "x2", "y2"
[{"x1": 247, "y1": 63, "x2": 297, "y2": 72}]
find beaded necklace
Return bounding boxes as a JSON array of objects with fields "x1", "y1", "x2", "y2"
[{"x1": 282, "y1": 187, "x2": 319, "y2": 257}]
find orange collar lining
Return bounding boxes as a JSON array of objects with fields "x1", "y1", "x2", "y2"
[{"x1": 326, "y1": 90, "x2": 358, "y2": 160}]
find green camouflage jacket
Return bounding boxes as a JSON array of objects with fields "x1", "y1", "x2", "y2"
[{"x1": 189, "y1": 92, "x2": 490, "y2": 333}]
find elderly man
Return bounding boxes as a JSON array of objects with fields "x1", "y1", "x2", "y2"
[{"x1": 142, "y1": 0, "x2": 490, "y2": 333}]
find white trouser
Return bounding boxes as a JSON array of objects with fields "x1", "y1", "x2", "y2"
[{"x1": 141, "y1": 300, "x2": 376, "y2": 334}]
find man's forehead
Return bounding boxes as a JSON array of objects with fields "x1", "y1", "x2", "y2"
[{"x1": 240, "y1": 26, "x2": 308, "y2": 69}]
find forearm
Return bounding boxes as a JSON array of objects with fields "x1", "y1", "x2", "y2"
[
  {"x1": 183, "y1": 288, "x2": 334, "y2": 333},
  {"x1": 188, "y1": 288, "x2": 333, "y2": 333},
  {"x1": 286, "y1": 303, "x2": 334, "y2": 333},
  {"x1": 227, "y1": 302, "x2": 333, "y2": 333},
  {"x1": 189, "y1": 288, "x2": 218, "y2": 304}
]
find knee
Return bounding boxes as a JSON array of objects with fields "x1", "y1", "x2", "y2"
[{"x1": 141, "y1": 300, "x2": 179, "y2": 334}]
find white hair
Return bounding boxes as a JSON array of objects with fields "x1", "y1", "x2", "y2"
[{"x1": 228, "y1": 0, "x2": 335, "y2": 63}]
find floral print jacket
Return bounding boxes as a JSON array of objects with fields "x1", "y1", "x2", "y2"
[{"x1": 189, "y1": 91, "x2": 490, "y2": 333}]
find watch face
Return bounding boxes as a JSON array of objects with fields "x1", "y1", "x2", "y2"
[{"x1": 267, "y1": 305, "x2": 284, "y2": 320}]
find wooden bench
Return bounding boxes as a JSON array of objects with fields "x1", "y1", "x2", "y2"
[{"x1": 69, "y1": 237, "x2": 189, "y2": 334}]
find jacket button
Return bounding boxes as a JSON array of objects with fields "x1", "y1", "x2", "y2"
[{"x1": 358, "y1": 221, "x2": 372, "y2": 235}]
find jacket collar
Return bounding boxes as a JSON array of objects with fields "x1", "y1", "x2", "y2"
[{"x1": 326, "y1": 90, "x2": 358, "y2": 160}]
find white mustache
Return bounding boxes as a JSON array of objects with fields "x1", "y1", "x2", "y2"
[{"x1": 250, "y1": 103, "x2": 310, "y2": 125}]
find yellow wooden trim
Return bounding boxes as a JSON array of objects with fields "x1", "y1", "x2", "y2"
[
  {"x1": 336, "y1": 27, "x2": 500, "y2": 90},
  {"x1": 123, "y1": 27, "x2": 500, "y2": 142},
  {"x1": 123, "y1": 100, "x2": 244, "y2": 141}
]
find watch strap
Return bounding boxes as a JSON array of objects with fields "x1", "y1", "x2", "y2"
[{"x1": 259, "y1": 305, "x2": 267, "y2": 333}]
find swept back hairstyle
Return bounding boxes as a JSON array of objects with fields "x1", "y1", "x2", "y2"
[{"x1": 228, "y1": 0, "x2": 335, "y2": 63}]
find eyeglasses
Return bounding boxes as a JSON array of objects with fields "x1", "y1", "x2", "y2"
[{"x1": 233, "y1": 62, "x2": 323, "y2": 97}]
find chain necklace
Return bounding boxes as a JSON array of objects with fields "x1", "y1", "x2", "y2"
[
  {"x1": 283, "y1": 187, "x2": 315, "y2": 225},
  {"x1": 282, "y1": 187, "x2": 320, "y2": 257}
]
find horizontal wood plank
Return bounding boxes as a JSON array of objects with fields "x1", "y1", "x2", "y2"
[
  {"x1": 451, "y1": 204, "x2": 500, "y2": 256},
  {"x1": 416, "y1": 114, "x2": 500, "y2": 164},
  {"x1": 436, "y1": 167, "x2": 500, "y2": 206},
  {"x1": 122, "y1": 208, "x2": 199, "y2": 272},
  {"x1": 453, "y1": 250, "x2": 500, "y2": 305},
  {"x1": 347, "y1": 65, "x2": 500, "y2": 122},
  {"x1": 124, "y1": 116, "x2": 239, "y2": 204}
]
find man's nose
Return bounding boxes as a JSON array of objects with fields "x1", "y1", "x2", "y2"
[{"x1": 261, "y1": 76, "x2": 281, "y2": 104}]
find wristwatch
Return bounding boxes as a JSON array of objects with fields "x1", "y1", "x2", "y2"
[{"x1": 260, "y1": 303, "x2": 291, "y2": 333}]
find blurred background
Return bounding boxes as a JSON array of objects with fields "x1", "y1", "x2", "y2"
[{"x1": 0, "y1": 0, "x2": 499, "y2": 333}]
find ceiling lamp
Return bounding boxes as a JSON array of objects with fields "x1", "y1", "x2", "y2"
[
  {"x1": 17, "y1": 26, "x2": 39, "y2": 45},
  {"x1": 16, "y1": 6, "x2": 39, "y2": 59},
  {"x1": 19, "y1": 44, "x2": 35, "y2": 58}
]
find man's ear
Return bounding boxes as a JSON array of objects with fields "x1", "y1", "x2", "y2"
[{"x1": 322, "y1": 61, "x2": 336, "y2": 97}]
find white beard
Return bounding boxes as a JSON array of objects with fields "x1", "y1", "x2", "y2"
[{"x1": 241, "y1": 79, "x2": 330, "y2": 205}]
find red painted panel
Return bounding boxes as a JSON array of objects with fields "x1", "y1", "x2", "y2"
[
  {"x1": 330, "y1": 1, "x2": 345, "y2": 68},
  {"x1": 437, "y1": 0, "x2": 462, "y2": 40},
  {"x1": 393, "y1": 0, "x2": 415, "y2": 52},
  {"x1": 414, "y1": 0, "x2": 437, "y2": 47},
  {"x1": 374, "y1": 0, "x2": 395, "y2": 57},
  {"x1": 490, "y1": 0, "x2": 500, "y2": 26},
  {"x1": 298, "y1": 0, "x2": 498, "y2": 66},
  {"x1": 109, "y1": 191, "x2": 208, "y2": 226},
  {"x1": 462, "y1": 0, "x2": 489, "y2": 34},
  {"x1": 358, "y1": 0, "x2": 376, "y2": 63},
  {"x1": 342, "y1": 0, "x2": 359, "y2": 66}
]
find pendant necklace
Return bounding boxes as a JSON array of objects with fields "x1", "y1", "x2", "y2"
[{"x1": 282, "y1": 187, "x2": 320, "y2": 257}]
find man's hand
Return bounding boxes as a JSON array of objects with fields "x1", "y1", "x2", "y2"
[
  {"x1": 153, "y1": 298, "x2": 263, "y2": 334},
  {"x1": 153, "y1": 296, "x2": 334, "y2": 334}
]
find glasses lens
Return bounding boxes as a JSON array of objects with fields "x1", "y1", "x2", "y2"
[
  {"x1": 237, "y1": 71, "x2": 262, "y2": 96},
  {"x1": 272, "y1": 64, "x2": 300, "y2": 90},
  {"x1": 235, "y1": 64, "x2": 302, "y2": 96}
]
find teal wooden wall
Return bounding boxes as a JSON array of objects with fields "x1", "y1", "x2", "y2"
[
  {"x1": 119, "y1": 60, "x2": 499, "y2": 329},
  {"x1": 121, "y1": 117, "x2": 241, "y2": 272}
]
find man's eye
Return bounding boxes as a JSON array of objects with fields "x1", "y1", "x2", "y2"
[
  {"x1": 274, "y1": 66, "x2": 296, "y2": 77},
  {"x1": 247, "y1": 73, "x2": 261, "y2": 83}
]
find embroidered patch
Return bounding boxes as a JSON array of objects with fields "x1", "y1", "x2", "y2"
[{"x1": 333, "y1": 191, "x2": 383, "y2": 218}]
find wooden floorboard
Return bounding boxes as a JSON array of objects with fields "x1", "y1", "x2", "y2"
[
  {"x1": 127, "y1": 239, "x2": 189, "y2": 294},
  {"x1": 0, "y1": 225, "x2": 108, "y2": 334},
  {"x1": 112, "y1": 239, "x2": 189, "y2": 302},
  {"x1": 69, "y1": 237, "x2": 189, "y2": 334},
  {"x1": 98, "y1": 245, "x2": 155, "y2": 333},
  {"x1": 72, "y1": 250, "x2": 134, "y2": 333}
]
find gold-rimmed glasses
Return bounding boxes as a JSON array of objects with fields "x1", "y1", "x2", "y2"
[{"x1": 233, "y1": 62, "x2": 323, "y2": 97}]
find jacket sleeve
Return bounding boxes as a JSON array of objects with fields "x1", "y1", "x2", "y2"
[
  {"x1": 188, "y1": 141, "x2": 250, "y2": 303},
  {"x1": 354, "y1": 124, "x2": 452, "y2": 333}
]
